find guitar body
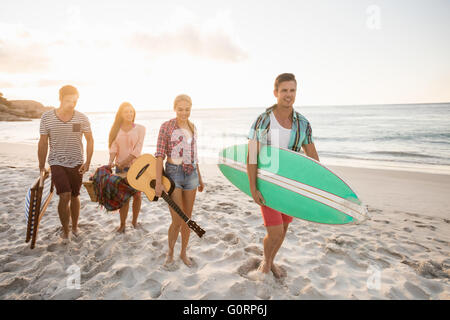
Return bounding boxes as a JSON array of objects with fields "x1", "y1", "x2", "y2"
[
  {"x1": 127, "y1": 154, "x2": 205, "y2": 238},
  {"x1": 127, "y1": 154, "x2": 175, "y2": 201}
]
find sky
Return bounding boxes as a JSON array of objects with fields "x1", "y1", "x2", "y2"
[{"x1": 1, "y1": 0, "x2": 449, "y2": 112}]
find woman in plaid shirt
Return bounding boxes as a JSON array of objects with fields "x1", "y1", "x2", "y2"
[{"x1": 155, "y1": 94, "x2": 205, "y2": 267}]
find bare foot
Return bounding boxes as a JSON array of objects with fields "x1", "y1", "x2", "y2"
[
  {"x1": 257, "y1": 260, "x2": 270, "y2": 274},
  {"x1": 116, "y1": 225, "x2": 126, "y2": 233},
  {"x1": 164, "y1": 251, "x2": 174, "y2": 265},
  {"x1": 132, "y1": 222, "x2": 141, "y2": 229},
  {"x1": 271, "y1": 264, "x2": 286, "y2": 279},
  {"x1": 72, "y1": 228, "x2": 80, "y2": 237},
  {"x1": 59, "y1": 231, "x2": 71, "y2": 244},
  {"x1": 61, "y1": 230, "x2": 70, "y2": 240},
  {"x1": 180, "y1": 253, "x2": 192, "y2": 267}
]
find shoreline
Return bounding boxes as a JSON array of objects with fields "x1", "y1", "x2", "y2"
[{"x1": 2, "y1": 141, "x2": 450, "y2": 176}]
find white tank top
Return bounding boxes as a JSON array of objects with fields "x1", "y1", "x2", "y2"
[{"x1": 269, "y1": 112, "x2": 291, "y2": 149}]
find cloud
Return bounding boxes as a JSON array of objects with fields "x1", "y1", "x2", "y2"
[
  {"x1": 129, "y1": 9, "x2": 248, "y2": 63},
  {"x1": 0, "y1": 81, "x2": 16, "y2": 89},
  {"x1": 130, "y1": 26, "x2": 247, "y2": 63},
  {"x1": 0, "y1": 44, "x2": 50, "y2": 74},
  {"x1": 0, "y1": 24, "x2": 51, "y2": 74}
]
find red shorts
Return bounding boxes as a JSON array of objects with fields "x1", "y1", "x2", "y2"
[
  {"x1": 50, "y1": 165, "x2": 82, "y2": 197},
  {"x1": 260, "y1": 206, "x2": 293, "y2": 227}
]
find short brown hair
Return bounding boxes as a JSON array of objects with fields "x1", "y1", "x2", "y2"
[
  {"x1": 59, "y1": 85, "x2": 79, "y2": 100},
  {"x1": 274, "y1": 73, "x2": 296, "y2": 91}
]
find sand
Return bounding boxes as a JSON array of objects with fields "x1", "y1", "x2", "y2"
[{"x1": 0, "y1": 142, "x2": 449, "y2": 300}]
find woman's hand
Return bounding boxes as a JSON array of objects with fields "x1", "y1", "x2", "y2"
[
  {"x1": 198, "y1": 179, "x2": 205, "y2": 192},
  {"x1": 155, "y1": 181, "x2": 167, "y2": 197},
  {"x1": 115, "y1": 161, "x2": 124, "y2": 171}
]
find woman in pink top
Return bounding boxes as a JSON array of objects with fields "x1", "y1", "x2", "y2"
[{"x1": 108, "y1": 102, "x2": 146, "y2": 233}]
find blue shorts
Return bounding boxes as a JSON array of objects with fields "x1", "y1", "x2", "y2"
[
  {"x1": 115, "y1": 167, "x2": 129, "y2": 174},
  {"x1": 165, "y1": 163, "x2": 199, "y2": 190},
  {"x1": 115, "y1": 167, "x2": 141, "y2": 196}
]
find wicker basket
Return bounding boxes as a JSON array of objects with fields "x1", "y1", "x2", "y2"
[{"x1": 83, "y1": 181, "x2": 98, "y2": 202}]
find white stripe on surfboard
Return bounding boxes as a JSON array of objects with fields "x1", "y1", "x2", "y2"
[
  {"x1": 219, "y1": 157, "x2": 367, "y2": 222},
  {"x1": 219, "y1": 156, "x2": 363, "y2": 214},
  {"x1": 268, "y1": 145, "x2": 366, "y2": 207}
]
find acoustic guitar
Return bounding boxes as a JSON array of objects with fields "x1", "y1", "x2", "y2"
[{"x1": 127, "y1": 154, "x2": 205, "y2": 238}]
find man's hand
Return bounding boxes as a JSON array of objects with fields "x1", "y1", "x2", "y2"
[
  {"x1": 251, "y1": 188, "x2": 266, "y2": 207},
  {"x1": 79, "y1": 162, "x2": 90, "y2": 175}
]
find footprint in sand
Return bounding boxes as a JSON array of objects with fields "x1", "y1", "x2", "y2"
[
  {"x1": 46, "y1": 243, "x2": 59, "y2": 253},
  {"x1": 416, "y1": 224, "x2": 437, "y2": 231},
  {"x1": 151, "y1": 240, "x2": 163, "y2": 249},
  {"x1": 162, "y1": 261, "x2": 181, "y2": 272},
  {"x1": 376, "y1": 247, "x2": 404, "y2": 260},
  {"x1": 244, "y1": 245, "x2": 263, "y2": 256},
  {"x1": 404, "y1": 281, "x2": 430, "y2": 299},
  {"x1": 140, "y1": 278, "x2": 162, "y2": 298},
  {"x1": 415, "y1": 260, "x2": 450, "y2": 280},
  {"x1": 237, "y1": 257, "x2": 261, "y2": 278},
  {"x1": 221, "y1": 233, "x2": 239, "y2": 245},
  {"x1": 183, "y1": 274, "x2": 199, "y2": 287},
  {"x1": 290, "y1": 276, "x2": 311, "y2": 296},
  {"x1": 309, "y1": 265, "x2": 334, "y2": 279},
  {"x1": 0, "y1": 277, "x2": 30, "y2": 299}
]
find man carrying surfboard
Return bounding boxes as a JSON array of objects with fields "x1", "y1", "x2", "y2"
[
  {"x1": 247, "y1": 73, "x2": 319, "y2": 278},
  {"x1": 38, "y1": 85, "x2": 94, "y2": 241}
]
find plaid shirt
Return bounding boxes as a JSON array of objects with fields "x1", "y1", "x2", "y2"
[
  {"x1": 155, "y1": 118, "x2": 198, "y2": 175},
  {"x1": 248, "y1": 104, "x2": 313, "y2": 152}
]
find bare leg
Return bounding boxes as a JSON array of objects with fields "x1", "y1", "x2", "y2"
[
  {"x1": 165, "y1": 188, "x2": 183, "y2": 265},
  {"x1": 270, "y1": 223, "x2": 289, "y2": 278},
  {"x1": 260, "y1": 224, "x2": 284, "y2": 275},
  {"x1": 117, "y1": 199, "x2": 130, "y2": 233},
  {"x1": 180, "y1": 188, "x2": 197, "y2": 267},
  {"x1": 131, "y1": 193, "x2": 142, "y2": 228},
  {"x1": 58, "y1": 192, "x2": 71, "y2": 239},
  {"x1": 70, "y1": 195, "x2": 80, "y2": 235}
]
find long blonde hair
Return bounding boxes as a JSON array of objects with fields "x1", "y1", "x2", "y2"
[
  {"x1": 174, "y1": 94, "x2": 195, "y2": 134},
  {"x1": 109, "y1": 102, "x2": 135, "y2": 148}
]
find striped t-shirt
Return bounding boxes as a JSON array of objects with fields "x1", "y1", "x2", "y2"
[{"x1": 40, "y1": 110, "x2": 91, "y2": 168}]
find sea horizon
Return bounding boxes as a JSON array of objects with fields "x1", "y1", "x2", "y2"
[{"x1": 1, "y1": 102, "x2": 449, "y2": 175}]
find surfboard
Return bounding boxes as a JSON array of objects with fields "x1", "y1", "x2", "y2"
[
  {"x1": 218, "y1": 144, "x2": 368, "y2": 225},
  {"x1": 25, "y1": 169, "x2": 54, "y2": 249}
]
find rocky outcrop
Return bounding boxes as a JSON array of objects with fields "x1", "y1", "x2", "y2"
[{"x1": 0, "y1": 97, "x2": 54, "y2": 121}]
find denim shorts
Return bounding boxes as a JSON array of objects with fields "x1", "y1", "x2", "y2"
[
  {"x1": 115, "y1": 167, "x2": 129, "y2": 174},
  {"x1": 165, "y1": 163, "x2": 199, "y2": 190}
]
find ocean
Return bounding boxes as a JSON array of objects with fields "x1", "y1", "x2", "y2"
[{"x1": 1, "y1": 103, "x2": 450, "y2": 174}]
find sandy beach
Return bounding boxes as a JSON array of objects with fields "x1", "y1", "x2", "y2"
[{"x1": 0, "y1": 142, "x2": 449, "y2": 300}]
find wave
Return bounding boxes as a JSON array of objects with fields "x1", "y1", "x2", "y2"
[
  {"x1": 318, "y1": 151, "x2": 450, "y2": 166},
  {"x1": 369, "y1": 151, "x2": 438, "y2": 159}
]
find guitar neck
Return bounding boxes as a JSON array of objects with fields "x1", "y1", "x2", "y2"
[{"x1": 161, "y1": 192, "x2": 189, "y2": 223}]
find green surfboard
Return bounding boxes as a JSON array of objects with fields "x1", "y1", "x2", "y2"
[{"x1": 218, "y1": 144, "x2": 368, "y2": 225}]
